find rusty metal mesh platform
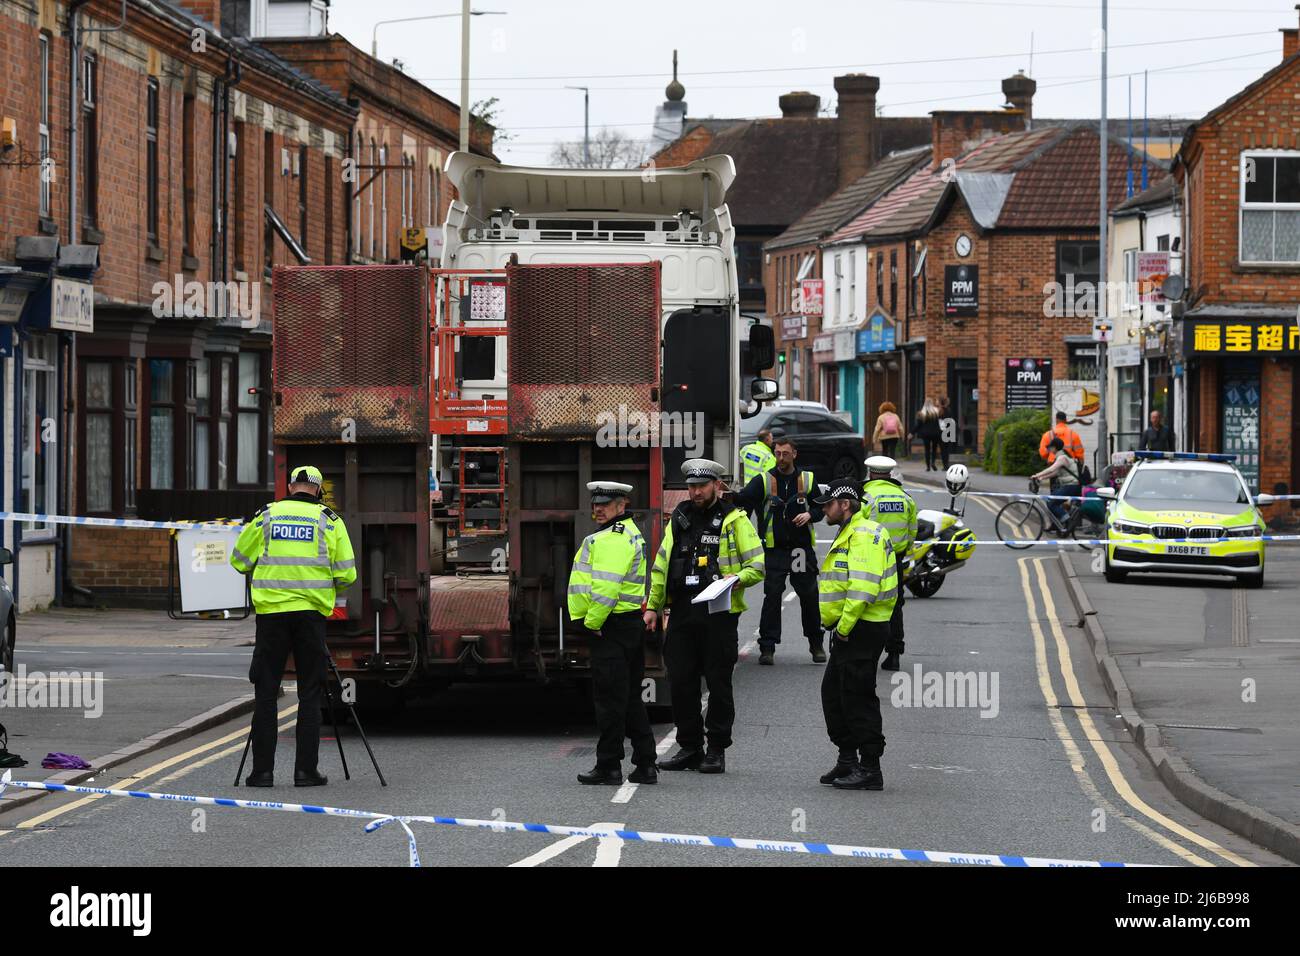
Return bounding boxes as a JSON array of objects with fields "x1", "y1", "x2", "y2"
[
  {"x1": 272, "y1": 265, "x2": 427, "y2": 442},
  {"x1": 507, "y1": 263, "x2": 660, "y2": 438}
]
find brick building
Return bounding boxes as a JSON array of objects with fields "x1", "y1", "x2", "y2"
[
  {"x1": 820, "y1": 113, "x2": 1167, "y2": 462},
  {"x1": 1172, "y1": 10, "x2": 1300, "y2": 503},
  {"x1": 0, "y1": 0, "x2": 486, "y2": 609}
]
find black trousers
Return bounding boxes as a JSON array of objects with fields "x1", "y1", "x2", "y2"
[
  {"x1": 923, "y1": 437, "x2": 943, "y2": 470},
  {"x1": 663, "y1": 608, "x2": 739, "y2": 752},
  {"x1": 821, "y1": 619, "x2": 889, "y2": 761},
  {"x1": 888, "y1": 551, "x2": 906, "y2": 655},
  {"x1": 590, "y1": 612, "x2": 656, "y2": 768},
  {"x1": 249, "y1": 609, "x2": 327, "y2": 775},
  {"x1": 759, "y1": 547, "x2": 820, "y2": 647}
]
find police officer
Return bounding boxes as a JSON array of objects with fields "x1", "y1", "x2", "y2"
[
  {"x1": 734, "y1": 437, "x2": 824, "y2": 664},
  {"x1": 814, "y1": 478, "x2": 898, "y2": 790},
  {"x1": 230, "y1": 465, "x2": 357, "y2": 787},
  {"x1": 739, "y1": 429, "x2": 777, "y2": 489},
  {"x1": 568, "y1": 481, "x2": 657, "y2": 786},
  {"x1": 862, "y1": 456, "x2": 917, "y2": 672},
  {"x1": 647, "y1": 459, "x2": 764, "y2": 774}
]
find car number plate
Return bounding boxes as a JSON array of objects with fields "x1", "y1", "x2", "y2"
[{"x1": 1166, "y1": 544, "x2": 1208, "y2": 556}]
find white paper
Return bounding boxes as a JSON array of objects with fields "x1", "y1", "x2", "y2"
[{"x1": 691, "y1": 576, "x2": 737, "y2": 614}]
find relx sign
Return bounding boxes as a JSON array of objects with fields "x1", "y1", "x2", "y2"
[{"x1": 944, "y1": 265, "x2": 978, "y2": 316}]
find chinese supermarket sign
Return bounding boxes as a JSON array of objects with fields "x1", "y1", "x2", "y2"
[{"x1": 1184, "y1": 320, "x2": 1300, "y2": 355}]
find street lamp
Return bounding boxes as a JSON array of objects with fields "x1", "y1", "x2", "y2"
[
  {"x1": 565, "y1": 85, "x2": 590, "y2": 166},
  {"x1": 370, "y1": 6, "x2": 506, "y2": 153}
]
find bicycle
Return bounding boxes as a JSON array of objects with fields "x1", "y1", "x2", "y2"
[{"x1": 993, "y1": 479, "x2": 1104, "y2": 550}]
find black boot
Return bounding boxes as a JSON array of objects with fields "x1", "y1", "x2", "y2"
[
  {"x1": 832, "y1": 758, "x2": 883, "y2": 791},
  {"x1": 758, "y1": 643, "x2": 775, "y2": 665},
  {"x1": 881, "y1": 650, "x2": 901, "y2": 671},
  {"x1": 657, "y1": 748, "x2": 704, "y2": 771},
  {"x1": 577, "y1": 764, "x2": 623, "y2": 785},
  {"x1": 819, "y1": 755, "x2": 856, "y2": 785},
  {"x1": 809, "y1": 636, "x2": 827, "y2": 664},
  {"x1": 294, "y1": 769, "x2": 328, "y2": 787},
  {"x1": 628, "y1": 764, "x2": 658, "y2": 785},
  {"x1": 245, "y1": 771, "x2": 274, "y2": 788},
  {"x1": 698, "y1": 750, "x2": 726, "y2": 774}
]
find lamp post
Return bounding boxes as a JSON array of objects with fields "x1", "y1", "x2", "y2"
[
  {"x1": 369, "y1": 6, "x2": 505, "y2": 152},
  {"x1": 565, "y1": 85, "x2": 590, "y2": 166},
  {"x1": 1097, "y1": 0, "x2": 1110, "y2": 472}
]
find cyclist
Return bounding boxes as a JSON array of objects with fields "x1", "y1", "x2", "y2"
[{"x1": 1030, "y1": 436, "x2": 1083, "y2": 529}]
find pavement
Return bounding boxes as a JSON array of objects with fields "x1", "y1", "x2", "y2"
[
  {"x1": 0, "y1": 608, "x2": 258, "y2": 813},
  {"x1": 0, "y1": 499, "x2": 1287, "y2": 867}
]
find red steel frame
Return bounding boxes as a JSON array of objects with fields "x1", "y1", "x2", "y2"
[{"x1": 428, "y1": 268, "x2": 508, "y2": 436}]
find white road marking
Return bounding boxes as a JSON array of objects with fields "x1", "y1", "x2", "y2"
[
  {"x1": 783, "y1": 591, "x2": 797, "y2": 604},
  {"x1": 172, "y1": 673, "x2": 246, "y2": 680},
  {"x1": 508, "y1": 821, "x2": 626, "y2": 868}
]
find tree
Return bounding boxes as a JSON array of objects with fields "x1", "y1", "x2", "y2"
[
  {"x1": 549, "y1": 128, "x2": 649, "y2": 169},
  {"x1": 471, "y1": 97, "x2": 511, "y2": 147}
]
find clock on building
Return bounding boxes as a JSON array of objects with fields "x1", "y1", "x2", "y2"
[{"x1": 955, "y1": 234, "x2": 972, "y2": 258}]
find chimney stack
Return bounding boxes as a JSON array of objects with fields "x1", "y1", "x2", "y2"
[
  {"x1": 779, "y1": 91, "x2": 821, "y2": 118},
  {"x1": 1282, "y1": 5, "x2": 1299, "y2": 59},
  {"x1": 1002, "y1": 71, "x2": 1037, "y2": 124},
  {"x1": 929, "y1": 109, "x2": 1026, "y2": 170},
  {"x1": 177, "y1": 0, "x2": 222, "y2": 34},
  {"x1": 834, "y1": 73, "x2": 880, "y2": 188}
]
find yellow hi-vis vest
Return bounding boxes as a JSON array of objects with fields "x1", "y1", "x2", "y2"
[
  {"x1": 740, "y1": 441, "x2": 777, "y2": 487},
  {"x1": 567, "y1": 517, "x2": 647, "y2": 631},
  {"x1": 648, "y1": 506, "x2": 765, "y2": 614},
  {"x1": 819, "y1": 510, "x2": 898, "y2": 635},
  {"x1": 230, "y1": 497, "x2": 358, "y2": 616},
  {"x1": 759, "y1": 469, "x2": 816, "y2": 549},
  {"x1": 862, "y1": 478, "x2": 918, "y2": 555}
]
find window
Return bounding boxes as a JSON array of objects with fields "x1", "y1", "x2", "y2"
[
  {"x1": 298, "y1": 145, "x2": 309, "y2": 253},
  {"x1": 125, "y1": 362, "x2": 137, "y2": 510},
  {"x1": 1156, "y1": 234, "x2": 1170, "y2": 251},
  {"x1": 1116, "y1": 365, "x2": 1143, "y2": 442},
  {"x1": 191, "y1": 359, "x2": 211, "y2": 491},
  {"x1": 146, "y1": 80, "x2": 160, "y2": 242},
  {"x1": 84, "y1": 362, "x2": 114, "y2": 512},
  {"x1": 368, "y1": 139, "x2": 376, "y2": 259},
  {"x1": 324, "y1": 156, "x2": 333, "y2": 265},
  {"x1": 776, "y1": 255, "x2": 785, "y2": 314},
  {"x1": 847, "y1": 249, "x2": 856, "y2": 317},
  {"x1": 1067, "y1": 343, "x2": 1098, "y2": 380},
  {"x1": 182, "y1": 94, "x2": 195, "y2": 255},
  {"x1": 381, "y1": 143, "x2": 388, "y2": 260},
  {"x1": 215, "y1": 356, "x2": 231, "y2": 489},
  {"x1": 264, "y1": 131, "x2": 276, "y2": 275},
  {"x1": 39, "y1": 35, "x2": 51, "y2": 218},
  {"x1": 1056, "y1": 240, "x2": 1101, "y2": 314},
  {"x1": 1240, "y1": 152, "x2": 1300, "y2": 263},
  {"x1": 149, "y1": 359, "x2": 175, "y2": 490},
  {"x1": 237, "y1": 353, "x2": 263, "y2": 485},
  {"x1": 875, "y1": 250, "x2": 884, "y2": 307},
  {"x1": 1123, "y1": 248, "x2": 1139, "y2": 309},
  {"x1": 889, "y1": 249, "x2": 898, "y2": 316},
  {"x1": 736, "y1": 241, "x2": 763, "y2": 291},
  {"x1": 81, "y1": 53, "x2": 98, "y2": 229},
  {"x1": 353, "y1": 131, "x2": 363, "y2": 257},
  {"x1": 22, "y1": 336, "x2": 57, "y2": 536},
  {"x1": 232, "y1": 120, "x2": 245, "y2": 268},
  {"x1": 426, "y1": 164, "x2": 433, "y2": 228},
  {"x1": 911, "y1": 244, "x2": 927, "y2": 315}
]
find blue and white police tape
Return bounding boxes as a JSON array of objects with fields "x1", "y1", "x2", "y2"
[
  {"x1": 0, "y1": 511, "x2": 244, "y2": 531},
  {"x1": 0, "y1": 772, "x2": 1154, "y2": 867},
  {"x1": 974, "y1": 534, "x2": 1300, "y2": 547},
  {"x1": 904, "y1": 488, "x2": 1300, "y2": 502}
]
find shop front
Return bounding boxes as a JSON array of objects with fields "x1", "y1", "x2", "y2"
[{"x1": 856, "y1": 309, "x2": 900, "y2": 439}]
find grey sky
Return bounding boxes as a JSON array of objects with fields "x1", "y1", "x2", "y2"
[{"x1": 328, "y1": 0, "x2": 1299, "y2": 165}]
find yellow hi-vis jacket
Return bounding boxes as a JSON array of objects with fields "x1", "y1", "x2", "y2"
[
  {"x1": 862, "y1": 478, "x2": 918, "y2": 556},
  {"x1": 648, "y1": 506, "x2": 764, "y2": 614},
  {"x1": 819, "y1": 510, "x2": 898, "y2": 635},
  {"x1": 230, "y1": 495, "x2": 358, "y2": 616},
  {"x1": 740, "y1": 441, "x2": 777, "y2": 487},
  {"x1": 567, "y1": 516, "x2": 647, "y2": 631}
]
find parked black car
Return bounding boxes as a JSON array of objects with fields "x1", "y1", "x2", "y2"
[{"x1": 739, "y1": 400, "x2": 865, "y2": 486}]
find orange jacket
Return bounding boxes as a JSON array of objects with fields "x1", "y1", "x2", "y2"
[{"x1": 1039, "y1": 422, "x2": 1085, "y2": 463}]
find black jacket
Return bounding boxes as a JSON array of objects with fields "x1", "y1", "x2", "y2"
[
  {"x1": 1139, "y1": 426, "x2": 1173, "y2": 451},
  {"x1": 733, "y1": 468, "x2": 822, "y2": 551}
]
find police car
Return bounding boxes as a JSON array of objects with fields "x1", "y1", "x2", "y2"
[{"x1": 1097, "y1": 452, "x2": 1274, "y2": 587}]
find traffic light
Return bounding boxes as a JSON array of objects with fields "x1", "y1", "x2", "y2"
[{"x1": 778, "y1": 351, "x2": 787, "y2": 365}]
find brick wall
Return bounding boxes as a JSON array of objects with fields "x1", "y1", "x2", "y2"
[{"x1": 69, "y1": 525, "x2": 172, "y2": 607}]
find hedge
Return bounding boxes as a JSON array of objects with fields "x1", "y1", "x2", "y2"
[{"x1": 984, "y1": 408, "x2": 1052, "y2": 476}]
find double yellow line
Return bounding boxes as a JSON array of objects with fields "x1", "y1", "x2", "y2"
[
  {"x1": 1, "y1": 704, "x2": 299, "y2": 834},
  {"x1": 1017, "y1": 557, "x2": 1251, "y2": 867}
]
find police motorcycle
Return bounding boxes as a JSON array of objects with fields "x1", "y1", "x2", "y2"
[{"x1": 904, "y1": 464, "x2": 977, "y2": 598}]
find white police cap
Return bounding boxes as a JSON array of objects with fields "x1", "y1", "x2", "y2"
[
  {"x1": 865, "y1": 455, "x2": 897, "y2": 472},
  {"x1": 588, "y1": 481, "x2": 633, "y2": 503},
  {"x1": 681, "y1": 459, "x2": 725, "y2": 485}
]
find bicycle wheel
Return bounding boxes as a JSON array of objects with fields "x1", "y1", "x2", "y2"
[
  {"x1": 1068, "y1": 516, "x2": 1105, "y2": 552},
  {"x1": 995, "y1": 499, "x2": 1046, "y2": 549}
]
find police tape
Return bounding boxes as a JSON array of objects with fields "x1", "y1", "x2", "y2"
[
  {"x1": 904, "y1": 488, "x2": 1300, "y2": 502},
  {"x1": 962, "y1": 534, "x2": 1300, "y2": 547},
  {"x1": 0, "y1": 772, "x2": 1153, "y2": 868},
  {"x1": 0, "y1": 511, "x2": 244, "y2": 531}
]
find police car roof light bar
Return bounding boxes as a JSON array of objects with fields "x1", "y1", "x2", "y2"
[{"x1": 1133, "y1": 451, "x2": 1238, "y2": 463}]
